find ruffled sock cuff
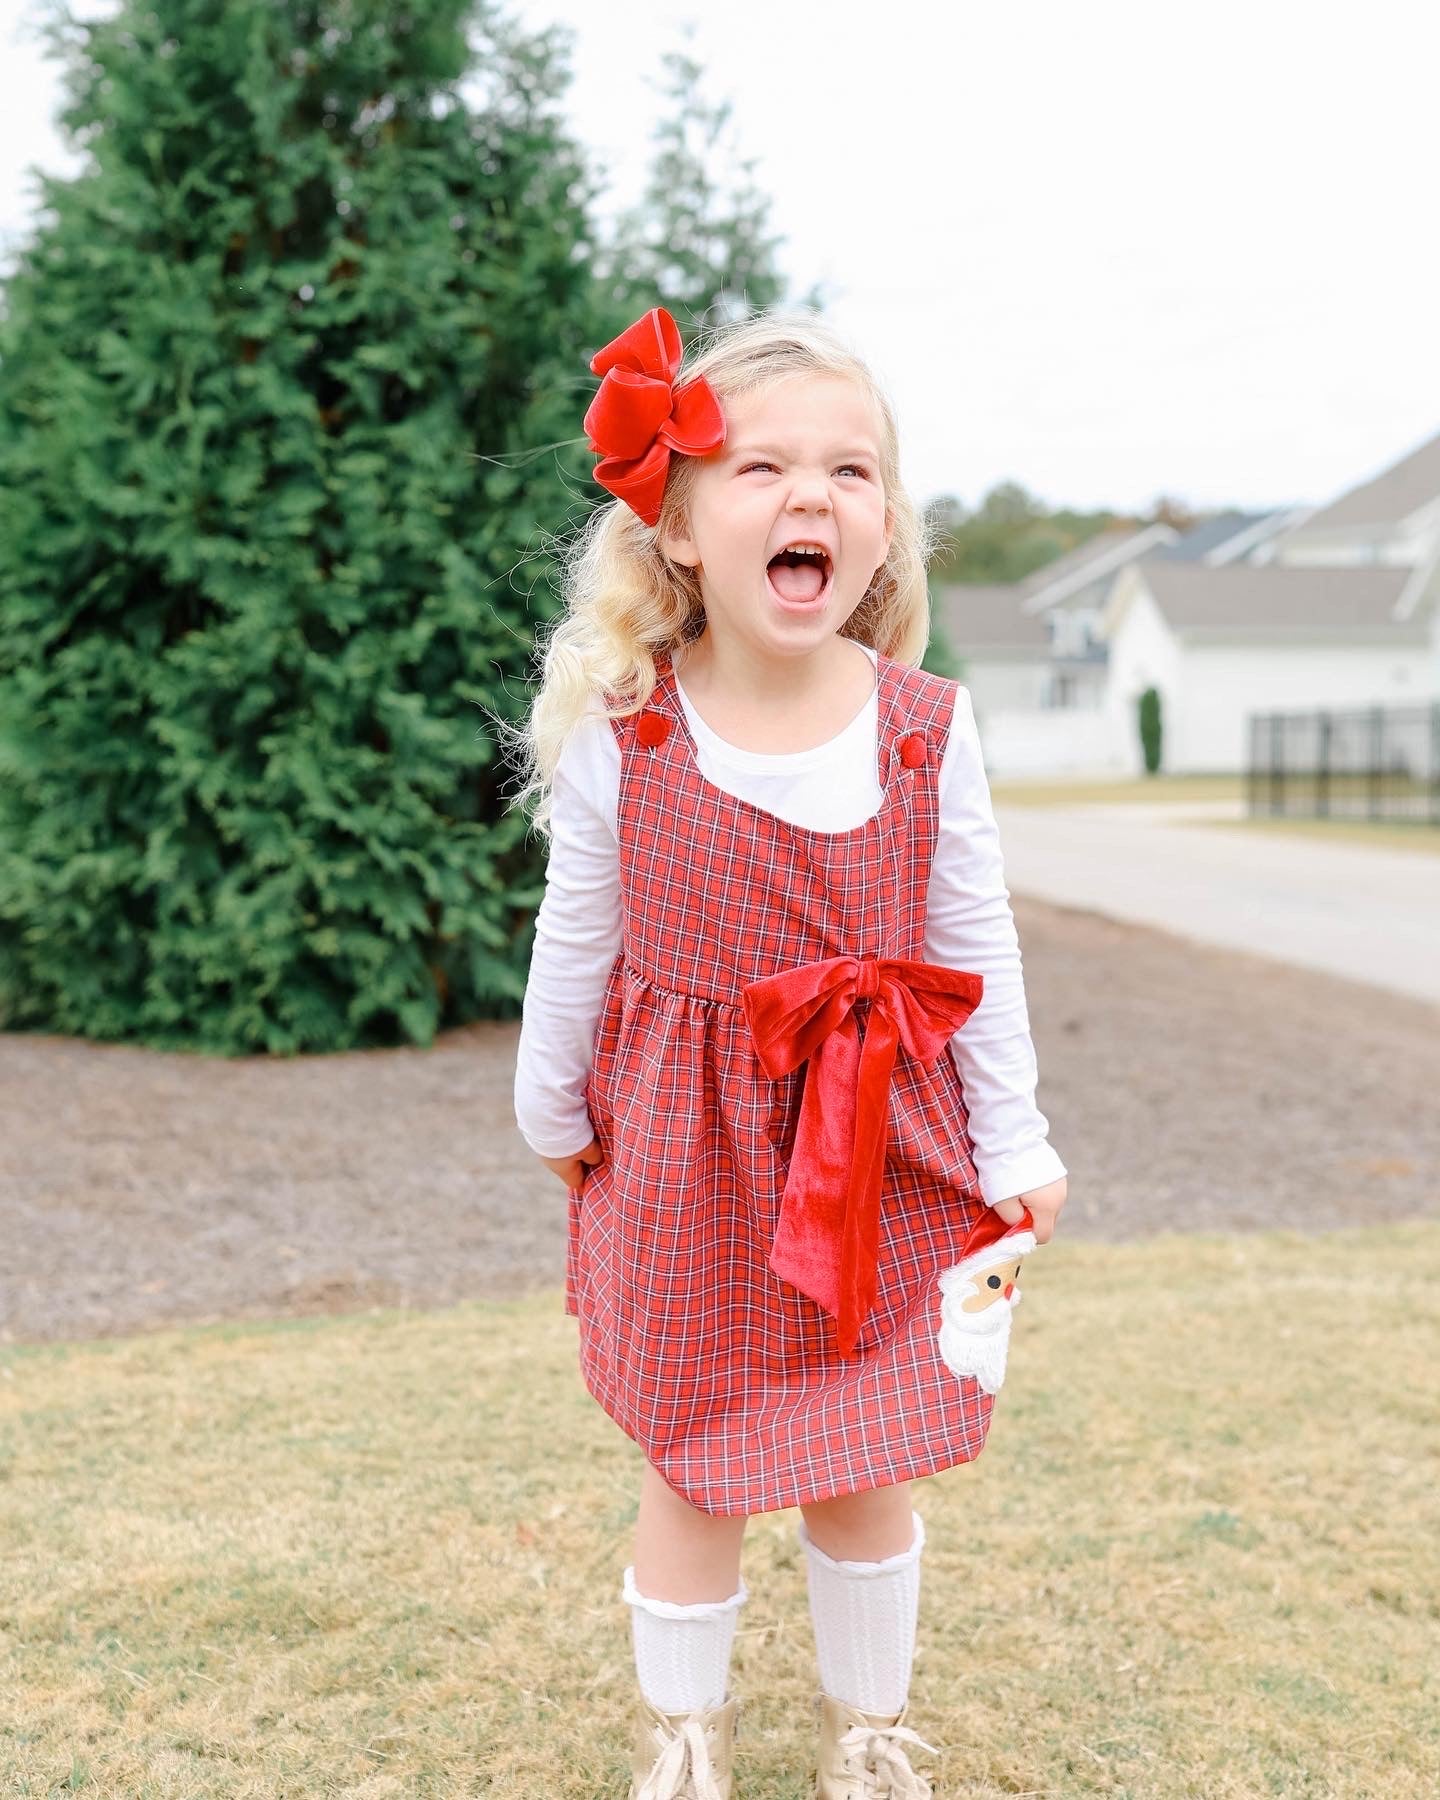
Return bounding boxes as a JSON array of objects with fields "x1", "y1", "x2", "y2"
[
  {"x1": 622, "y1": 1565, "x2": 749, "y2": 1618},
  {"x1": 795, "y1": 1508, "x2": 925, "y2": 1575}
]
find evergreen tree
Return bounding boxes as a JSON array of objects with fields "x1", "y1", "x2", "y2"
[
  {"x1": 1138, "y1": 685, "x2": 1163, "y2": 775},
  {"x1": 594, "y1": 28, "x2": 818, "y2": 332},
  {"x1": 0, "y1": 0, "x2": 603, "y2": 1051}
]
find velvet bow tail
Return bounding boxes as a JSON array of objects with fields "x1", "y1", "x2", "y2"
[{"x1": 741, "y1": 955, "x2": 984, "y2": 1358}]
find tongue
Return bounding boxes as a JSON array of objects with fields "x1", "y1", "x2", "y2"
[{"x1": 769, "y1": 558, "x2": 826, "y2": 603}]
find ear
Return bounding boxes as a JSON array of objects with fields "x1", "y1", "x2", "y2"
[{"x1": 661, "y1": 520, "x2": 700, "y2": 569}]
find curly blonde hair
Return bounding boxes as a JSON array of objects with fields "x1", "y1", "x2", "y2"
[{"x1": 494, "y1": 307, "x2": 939, "y2": 844}]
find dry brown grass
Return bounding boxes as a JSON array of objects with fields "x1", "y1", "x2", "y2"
[
  {"x1": 988, "y1": 773, "x2": 1440, "y2": 855},
  {"x1": 3, "y1": 1220, "x2": 1438, "y2": 1797},
  {"x1": 1189, "y1": 816, "x2": 1440, "y2": 857},
  {"x1": 988, "y1": 776, "x2": 1245, "y2": 806}
]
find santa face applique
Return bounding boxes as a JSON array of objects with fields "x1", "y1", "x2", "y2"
[{"x1": 936, "y1": 1210, "x2": 1037, "y2": 1396}]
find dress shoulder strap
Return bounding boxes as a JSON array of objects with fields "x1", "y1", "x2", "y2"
[{"x1": 875, "y1": 652, "x2": 963, "y2": 753}]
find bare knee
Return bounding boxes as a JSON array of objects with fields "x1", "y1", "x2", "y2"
[
  {"x1": 633, "y1": 1461, "x2": 749, "y2": 1602},
  {"x1": 799, "y1": 1481, "x2": 915, "y2": 1562}
]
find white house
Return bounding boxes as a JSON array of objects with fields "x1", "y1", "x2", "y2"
[
  {"x1": 934, "y1": 428, "x2": 1440, "y2": 776},
  {"x1": 936, "y1": 526, "x2": 1172, "y2": 774},
  {"x1": 1258, "y1": 428, "x2": 1440, "y2": 571},
  {"x1": 1101, "y1": 562, "x2": 1435, "y2": 775}
]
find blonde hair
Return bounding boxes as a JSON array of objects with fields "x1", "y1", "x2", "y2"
[{"x1": 493, "y1": 307, "x2": 939, "y2": 845}]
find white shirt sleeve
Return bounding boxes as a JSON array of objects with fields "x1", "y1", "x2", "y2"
[
  {"x1": 511, "y1": 712, "x2": 623, "y2": 1158},
  {"x1": 926, "y1": 683, "x2": 1068, "y2": 1207}
]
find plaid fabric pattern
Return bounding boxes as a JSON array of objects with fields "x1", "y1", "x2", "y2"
[{"x1": 564, "y1": 647, "x2": 995, "y2": 1515}]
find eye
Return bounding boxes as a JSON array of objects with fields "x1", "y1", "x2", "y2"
[{"x1": 738, "y1": 461, "x2": 870, "y2": 477}]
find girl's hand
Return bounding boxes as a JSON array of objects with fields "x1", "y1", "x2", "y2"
[
  {"x1": 991, "y1": 1175, "x2": 1067, "y2": 1245},
  {"x1": 540, "y1": 1133, "x2": 604, "y2": 1194}
]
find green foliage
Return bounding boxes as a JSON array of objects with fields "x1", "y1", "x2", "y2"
[
  {"x1": 0, "y1": 0, "x2": 605, "y2": 1050},
  {"x1": 928, "y1": 481, "x2": 1128, "y2": 585},
  {"x1": 920, "y1": 612, "x2": 965, "y2": 682},
  {"x1": 595, "y1": 26, "x2": 812, "y2": 331},
  {"x1": 1138, "y1": 685, "x2": 1163, "y2": 774},
  {"x1": 0, "y1": 1, "x2": 806, "y2": 1054}
]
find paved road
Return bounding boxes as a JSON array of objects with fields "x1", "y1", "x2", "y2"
[{"x1": 993, "y1": 800, "x2": 1440, "y2": 1005}]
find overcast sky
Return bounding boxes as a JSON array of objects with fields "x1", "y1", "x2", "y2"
[{"x1": 4, "y1": 0, "x2": 1437, "y2": 518}]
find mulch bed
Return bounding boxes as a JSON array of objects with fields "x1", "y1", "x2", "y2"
[{"x1": 4, "y1": 896, "x2": 1436, "y2": 1346}]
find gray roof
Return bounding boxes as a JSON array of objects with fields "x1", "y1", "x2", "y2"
[
  {"x1": 1015, "y1": 527, "x2": 1142, "y2": 595},
  {"x1": 1299, "y1": 427, "x2": 1440, "y2": 533},
  {"x1": 1132, "y1": 562, "x2": 1428, "y2": 640},
  {"x1": 934, "y1": 583, "x2": 1051, "y2": 654},
  {"x1": 1153, "y1": 510, "x2": 1286, "y2": 562}
]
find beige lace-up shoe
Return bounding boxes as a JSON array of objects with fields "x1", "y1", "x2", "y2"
[
  {"x1": 629, "y1": 1691, "x2": 739, "y2": 1800},
  {"x1": 814, "y1": 1691, "x2": 938, "y2": 1799}
]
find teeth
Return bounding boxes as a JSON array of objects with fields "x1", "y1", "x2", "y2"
[{"x1": 780, "y1": 544, "x2": 828, "y2": 558}]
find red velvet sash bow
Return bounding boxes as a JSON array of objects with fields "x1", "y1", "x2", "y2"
[
  {"x1": 741, "y1": 953, "x2": 984, "y2": 1357},
  {"x1": 582, "y1": 306, "x2": 726, "y2": 525}
]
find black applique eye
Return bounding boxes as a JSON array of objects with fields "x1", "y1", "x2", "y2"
[{"x1": 987, "y1": 1274, "x2": 1001, "y2": 1289}]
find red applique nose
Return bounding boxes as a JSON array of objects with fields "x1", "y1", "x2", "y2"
[
  {"x1": 899, "y1": 732, "x2": 928, "y2": 767},
  {"x1": 635, "y1": 710, "x2": 672, "y2": 748}
]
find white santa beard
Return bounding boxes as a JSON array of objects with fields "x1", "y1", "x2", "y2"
[{"x1": 937, "y1": 1282, "x2": 1018, "y2": 1396}]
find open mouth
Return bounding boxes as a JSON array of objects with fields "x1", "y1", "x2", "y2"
[{"x1": 765, "y1": 547, "x2": 834, "y2": 609}]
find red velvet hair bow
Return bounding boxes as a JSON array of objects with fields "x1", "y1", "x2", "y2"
[
  {"x1": 741, "y1": 952, "x2": 985, "y2": 1358},
  {"x1": 582, "y1": 306, "x2": 726, "y2": 525}
]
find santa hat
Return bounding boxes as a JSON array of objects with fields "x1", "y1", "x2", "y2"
[{"x1": 957, "y1": 1203, "x2": 1037, "y2": 1277}]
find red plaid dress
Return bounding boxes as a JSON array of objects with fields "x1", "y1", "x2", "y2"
[{"x1": 564, "y1": 646, "x2": 995, "y2": 1515}]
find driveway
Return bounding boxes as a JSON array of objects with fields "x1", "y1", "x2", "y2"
[
  {"x1": 992, "y1": 800, "x2": 1440, "y2": 1004},
  {"x1": 6, "y1": 892, "x2": 1438, "y2": 1346}
]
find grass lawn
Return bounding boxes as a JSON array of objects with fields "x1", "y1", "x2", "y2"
[
  {"x1": 990, "y1": 774, "x2": 1440, "y2": 854},
  {"x1": 3, "y1": 1221, "x2": 1438, "y2": 1797},
  {"x1": 988, "y1": 775, "x2": 1245, "y2": 806},
  {"x1": 1191, "y1": 816, "x2": 1440, "y2": 857}
]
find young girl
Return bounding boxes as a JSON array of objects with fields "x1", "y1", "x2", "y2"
[{"x1": 508, "y1": 305, "x2": 1068, "y2": 1800}]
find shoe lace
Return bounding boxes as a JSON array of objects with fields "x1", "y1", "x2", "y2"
[
  {"x1": 837, "y1": 1720, "x2": 939, "y2": 1799},
  {"x1": 635, "y1": 1713, "x2": 725, "y2": 1800}
]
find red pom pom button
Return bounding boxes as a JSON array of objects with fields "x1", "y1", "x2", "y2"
[
  {"x1": 635, "y1": 710, "x2": 673, "y2": 748},
  {"x1": 898, "y1": 732, "x2": 928, "y2": 767}
]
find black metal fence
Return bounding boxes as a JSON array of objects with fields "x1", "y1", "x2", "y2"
[{"x1": 1246, "y1": 702, "x2": 1440, "y2": 824}]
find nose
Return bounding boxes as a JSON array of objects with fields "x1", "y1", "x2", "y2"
[
  {"x1": 1003, "y1": 1282, "x2": 1014, "y2": 1299},
  {"x1": 785, "y1": 468, "x2": 831, "y2": 512}
]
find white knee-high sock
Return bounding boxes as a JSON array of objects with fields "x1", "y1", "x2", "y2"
[
  {"x1": 622, "y1": 1566, "x2": 749, "y2": 1714},
  {"x1": 799, "y1": 1509, "x2": 925, "y2": 1716}
]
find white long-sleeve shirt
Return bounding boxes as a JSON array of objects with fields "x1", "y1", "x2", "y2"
[{"x1": 513, "y1": 643, "x2": 1067, "y2": 1208}]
